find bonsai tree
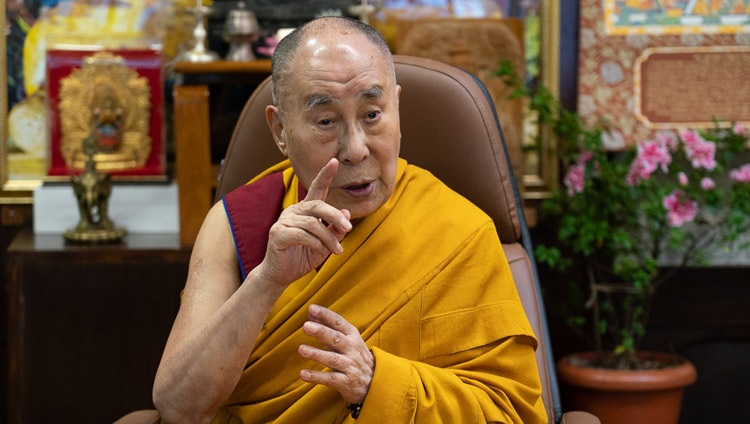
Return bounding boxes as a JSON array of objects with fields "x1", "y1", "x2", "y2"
[{"x1": 497, "y1": 61, "x2": 750, "y2": 369}]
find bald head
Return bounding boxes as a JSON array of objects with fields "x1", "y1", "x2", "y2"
[{"x1": 270, "y1": 17, "x2": 394, "y2": 111}]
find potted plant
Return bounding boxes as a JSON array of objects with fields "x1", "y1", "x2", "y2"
[{"x1": 496, "y1": 62, "x2": 750, "y2": 423}]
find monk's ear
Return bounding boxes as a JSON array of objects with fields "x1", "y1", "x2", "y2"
[{"x1": 266, "y1": 105, "x2": 288, "y2": 155}]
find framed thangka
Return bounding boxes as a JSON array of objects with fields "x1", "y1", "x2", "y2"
[
  {"x1": 2, "y1": 1, "x2": 174, "y2": 199},
  {"x1": 578, "y1": 0, "x2": 750, "y2": 149},
  {"x1": 46, "y1": 48, "x2": 165, "y2": 177}
]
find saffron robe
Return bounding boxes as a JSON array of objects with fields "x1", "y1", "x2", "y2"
[{"x1": 216, "y1": 159, "x2": 547, "y2": 423}]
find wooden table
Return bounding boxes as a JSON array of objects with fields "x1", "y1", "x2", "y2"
[{"x1": 5, "y1": 230, "x2": 191, "y2": 423}]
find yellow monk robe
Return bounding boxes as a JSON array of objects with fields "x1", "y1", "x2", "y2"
[{"x1": 214, "y1": 159, "x2": 547, "y2": 423}]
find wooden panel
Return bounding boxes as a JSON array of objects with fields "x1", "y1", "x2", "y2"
[
  {"x1": 174, "y1": 59, "x2": 271, "y2": 74},
  {"x1": 172, "y1": 60, "x2": 273, "y2": 246},
  {"x1": 174, "y1": 85, "x2": 212, "y2": 246},
  {"x1": 5, "y1": 231, "x2": 190, "y2": 423},
  {"x1": 0, "y1": 206, "x2": 32, "y2": 424}
]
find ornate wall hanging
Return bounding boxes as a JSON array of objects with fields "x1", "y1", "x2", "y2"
[
  {"x1": 46, "y1": 48, "x2": 165, "y2": 178},
  {"x1": 58, "y1": 51, "x2": 152, "y2": 173}
]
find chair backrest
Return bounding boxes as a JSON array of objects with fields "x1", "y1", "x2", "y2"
[
  {"x1": 396, "y1": 18, "x2": 527, "y2": 193},
  {"x1": 215, "y1": 55, "x2": 561, "y2": 423}
]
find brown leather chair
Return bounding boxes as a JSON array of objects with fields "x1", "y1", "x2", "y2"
[{"x1": 117, "y1": 55, "x2": 598, "y2": 424}]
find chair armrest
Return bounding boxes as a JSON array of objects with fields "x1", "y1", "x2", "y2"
[
  {"x1": 560, "y1": 410, "x2": 601, "y2": 424},
  {"x1": 113, "y1": 410, "x2": 160, "y2": 424}
]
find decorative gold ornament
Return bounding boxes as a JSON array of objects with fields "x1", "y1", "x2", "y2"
[
  {"x1": 58, "y1": 51, "x2": 152, "y2": 172},
  {"x1": 64, "y1": 128, "x2": 127, "y2": 244}
]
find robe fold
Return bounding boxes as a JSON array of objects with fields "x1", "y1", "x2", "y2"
[{"x1": 216, "y1": 158, "x2": 546, "y2": 423}]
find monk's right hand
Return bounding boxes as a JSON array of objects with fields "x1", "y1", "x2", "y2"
[{"x1": 257, "y1": 158, "x2": 352, "y2": 287}]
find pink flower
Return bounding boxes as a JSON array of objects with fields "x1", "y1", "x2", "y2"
[
  {"x1": 700, "y1": 177, "x2": 715, "y2": 190},
  {"x1": 680, "y1": 129, "x2": 717, "y2": 171},
  {"x1": 564, "y1": 164, "x2": 586, "y2": 196},
  {"x1": 626, "y1": 139, "x2": 672, "y2": 184},
  {"x1": 729, "y1": 164, "x2": 750, "y2": 183},
  {"x1": 626, "y1": 159, "x2": 648, "y2": 186},
  {"x1": 680, "y1": 129, "x2": 701, "y2": 145},
  {"x1": 733, "y1": 122, "x2": 747, "y2": 136},
  {"x1": 663, "y1": 190, "x2": 698, "y2": 227},
  {"x1": 640, "y1": 139, "x2": 673, "y2": 173},
  {"x1": 678, "y1": 172, "x2": 688, "y2": 186},
  {"x1": 655, "y1": 131, "x2": 679, "y2": 151},
  {"x1": 576, "y1": 151, "x2": 593, "y2": 164}
]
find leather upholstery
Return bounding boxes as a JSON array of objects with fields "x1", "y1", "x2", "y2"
[
  {"x1": 560, "y1": 410, "x2": 602, "y2": 424},
  {"x1": 114, "y1": 409, "x2": 160, "y2": 424}
]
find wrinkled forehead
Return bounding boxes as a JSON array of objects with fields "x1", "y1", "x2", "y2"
[
  {"x1": 281, "y1": 35, "x2": 395, "y2": 108},
  {"x1": 297, "y1": 30, "x2": 390, "y2": 74}
]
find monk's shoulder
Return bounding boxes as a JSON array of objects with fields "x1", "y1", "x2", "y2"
[{"x1": 403, "y1": 165, "x2": 492, "y2": 228}]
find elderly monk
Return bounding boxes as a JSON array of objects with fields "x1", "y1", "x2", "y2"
[{"x1": 153, "y1": 16, "x2": 546, "y2": 424}]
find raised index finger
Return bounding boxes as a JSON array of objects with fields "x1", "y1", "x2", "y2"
[{"x1": 305, "y1": 158, "x2": 339, "y2": 202}]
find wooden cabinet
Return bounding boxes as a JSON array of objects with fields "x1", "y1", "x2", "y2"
[{"x1": 5, "y1": 230, "x2": 190, "y2": 423}]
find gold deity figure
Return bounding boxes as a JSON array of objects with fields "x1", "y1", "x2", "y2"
[
  {"x1": 90, "y1": 83, "x2": 124, "y2": 153},
  {"x1": 64, "y1": 129, "x2": 127, "y2": 244}
]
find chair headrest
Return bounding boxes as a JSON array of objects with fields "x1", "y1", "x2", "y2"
[{"x1": 216, "y1": 55, "x2": 522, "y2": 243}]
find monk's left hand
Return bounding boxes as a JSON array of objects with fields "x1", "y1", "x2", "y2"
[{"x1": 298, "y1": 304, "x2": 374, "y2": 404}]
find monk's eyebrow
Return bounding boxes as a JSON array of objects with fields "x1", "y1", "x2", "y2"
[
  {"x1": 360, "y1": 85, "x2": 383, "y2": 100},
  {"x1": 304, "y1": 86, "x2": 383, "y2": 111},
  {"x1": 305, "y1": 94, "x2": 331, "y2": 111}
]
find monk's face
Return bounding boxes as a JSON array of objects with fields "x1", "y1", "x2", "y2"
[{"x1": 268, "y1": 28, "x2": 401, "y2": 219}]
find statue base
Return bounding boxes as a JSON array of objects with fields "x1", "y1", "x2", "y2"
[{"x1": 64, "y1": 227, "x2": 127, "y2": 244}]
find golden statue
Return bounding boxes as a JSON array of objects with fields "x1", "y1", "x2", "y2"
[{"x1": 64, "y1": 129, "x2": 127, "y2": 244}]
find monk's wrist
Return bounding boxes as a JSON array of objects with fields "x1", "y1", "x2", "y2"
[
  {"x1": 347, "y1": 402, "x2": 363, "y2": 418},
  {"x1": 348, "y1": 348, "x2": 374, "y2": 418},
  {"x1": 246, "y1": 264, "x2": 287, "y2": 299}
]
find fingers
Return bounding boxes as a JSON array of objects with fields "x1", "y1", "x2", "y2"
[
  {"x1": 298, "y1": 344, "x2": 347, "y2": 372},
  {"x1": 307, "y1": 304, "x2": 356, "y2": 336},
  {"x1": 293, "y1": 158, "x2": 351, "y2": 235},
  {"x1": 271, "y1": 222, "x2": 343, "y2": 256},
  {"x1": 305, "y1": 158, "x2": 339, "y2": 202},
  {"x1": 259, "y1": 161, "x2": 352, "y2": 286},
  {"x1": 289, "y1": 201, "x2": 352, "y2": 235},
  {"x1": 298, "y1": 305, "x2": 374, "y2": 404},
  {"x1": 275, "y1": 212, "x2": 344, "y2": 254},
  {"x1": 297, "y1": 344, "x2": 372, "y2": 404}
]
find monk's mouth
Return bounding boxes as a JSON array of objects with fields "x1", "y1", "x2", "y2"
[{"x1": 344, "y1": 181, "x2": 374, "y2": 197}]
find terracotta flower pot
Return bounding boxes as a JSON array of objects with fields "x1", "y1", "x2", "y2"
[{"x1": 557, "y1": 351, "x2": 697, "y2": 424}]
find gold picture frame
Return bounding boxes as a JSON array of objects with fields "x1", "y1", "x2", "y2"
[
  {"x1": 0, "y1": 6, "x2": 37, "y2": 204},
  {"x1": 523, "y1": 0, "x2": 560, "y2": 204}
]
